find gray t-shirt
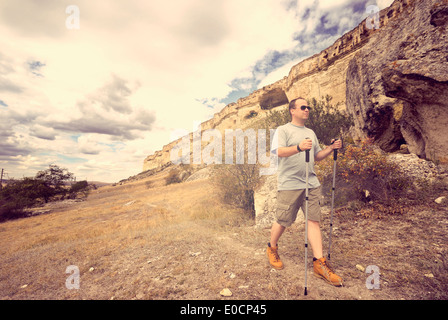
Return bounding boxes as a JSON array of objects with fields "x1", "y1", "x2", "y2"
[{"x1": 271, "y1": 123, "x2": 322, "y2": 190}]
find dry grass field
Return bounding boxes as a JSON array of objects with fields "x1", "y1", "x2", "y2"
[{"x1": 1, "y1": 168, "x2": 447, "y2": 301}]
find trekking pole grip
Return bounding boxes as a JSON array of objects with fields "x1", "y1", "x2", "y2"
[
  {"x1": 331, "y1": 138, "x2": 339, "y2": 160},
  {"x1": 305, "y1": 137, "x2": 310, "y2": 162}
]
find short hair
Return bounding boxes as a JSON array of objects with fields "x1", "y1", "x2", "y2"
[{"x1": 289, "y1": 97, "x2": 306, "y2": 114}]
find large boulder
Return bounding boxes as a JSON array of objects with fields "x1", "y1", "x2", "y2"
[{"x1": 346, "y1": 0, "x2": 448, "y2": 163}]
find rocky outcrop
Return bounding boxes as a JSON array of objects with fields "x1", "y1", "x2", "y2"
[
  {"x1": 142, "y1": 8, "x2": 368, "y2": 171},
  {"x1": 387, "y1": 152, "x2": 442, "y2": 181},
  {"x1": 259, "y1": 87, "x2": 289, "y2": 110},
  {"x1": 143, "y1": 0, "x2": 448, "y2": 171},
  {"x1": 139, "y1": 0, "x2": 448, "y2": 227},
  {"x1": 283, "y1": 0, "x2": 415, "y2": 110},
  {"x1": 253, "y1": 174, "x2": 277, "y2": 228},
  {"x1": 346, "y1": 0, "x2": 448, "y2": 162}
]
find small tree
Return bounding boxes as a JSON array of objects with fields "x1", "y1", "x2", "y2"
[
  {"x1": 307, "y1": 95, "x2": 354, "y2": 145},
  {"x1": 262, "y1": 95, "x2": 353, "y2": 145},
  {"x1": 0, "y1": 178, "x2": 50, "y2": 221},
  {"x1": 35, "y1": 164, "x2": 74, "y2": 201},
  {"x1": 68, "y1": 180, "x2": 90, "y2": 199},
  {"x1": 212, "y1": 163, "x2": 264, "y2": 218}
]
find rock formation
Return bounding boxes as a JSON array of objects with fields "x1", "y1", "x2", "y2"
[
  {"x1": 139, "y1": 0, "x2": 448, "y2": 227},
  {"x1": 143, "y1": 0, "x2": 448, "y2": 172},
  {"x1": 346, "y1": 0, "x2": 448, "y2": 163},
  {"x1": 143, "y1": 80, "x2": 289, "y2": 171}
]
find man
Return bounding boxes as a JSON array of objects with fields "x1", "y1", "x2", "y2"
[{"x1": 267, "y1": 97, "x2": 343, "y2": 287}]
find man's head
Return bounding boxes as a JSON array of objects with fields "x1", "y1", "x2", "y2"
[{"x1": 289, "y1": 97, "x2": 311, "y2": 120}]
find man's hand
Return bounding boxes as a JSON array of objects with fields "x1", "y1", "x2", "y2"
[
  {"x1": 330, "y1": 139, "x2": 342, "y2": 150},
  {"x1": 299, "y1": 138, "x2": 312, "y2": 151}
]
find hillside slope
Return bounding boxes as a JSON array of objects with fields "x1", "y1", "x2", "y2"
[{"x1": 0, "y1": 170, "x2": 447, "y2": 300}]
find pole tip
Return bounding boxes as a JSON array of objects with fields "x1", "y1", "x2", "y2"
[{"x1": 304, "y1": 287, "x2": 308, "y2": 295}]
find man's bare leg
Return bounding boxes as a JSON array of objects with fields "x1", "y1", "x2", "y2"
[
  {"x1": 307, "y1": 220, "x2": 323, "y2": 259},
  {"x1": 270, "y1": 221, "x2": 286, "y2": 247}
]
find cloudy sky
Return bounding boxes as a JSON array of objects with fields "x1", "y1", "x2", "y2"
[{"x1": 0, "y1": 0, "x2": 393, "y2": 183}]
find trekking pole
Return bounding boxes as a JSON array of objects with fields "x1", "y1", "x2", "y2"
[
  {"x1": 304, "y1": 141, "x2": 310, "y2": 296},
  {"x1": 328, "y1": 140, "x2": 338, "y2": 261}
]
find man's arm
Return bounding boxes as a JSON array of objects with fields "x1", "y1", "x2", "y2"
[
  {"x1": 277, "y1": 145, "x2": 300, "y2": 157},
  {"x1": 315, "y1": 139, "x2": 342, "y2": 162},
  {"x1": 277, "y1": 139, "x2": 313, "y2": 158}
]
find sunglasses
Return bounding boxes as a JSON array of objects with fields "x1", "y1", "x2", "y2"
[{"x1": 300, "y1": 105, "x2": 311, "y2": 111}]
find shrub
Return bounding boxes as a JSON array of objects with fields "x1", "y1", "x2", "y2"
[
  {"x1": 70, "y1": 180, "x2": 89, "y2": 192},
  {"x1": 263, "y1": 106, "x2": 290, "y2": 130},
  {"x1": 245, "y1": 110, "x2": 258, "y2": 119},
  {"x1": 68, "y1": 180, "x2": 90, "y2": 199},
  {"x1": 165, "y1": 168, "x2": 182, "y2": 185},
  {"x1": 261, "y1": 95, "x2": 353, "y2": 146},
  {"x1": 316, "y1": 138, "x2": 412, "y2": 208},
  {"x1": 0, "y1": 198, "x2": 27, "y2": 222},
  {"x1": 165, "y1": 164, "x2": 195, "y2": 185},
  {"x1": 0, "y1": 165, "x2": 77, "y2": 222},
  {"x1": 0, "y1": 178, "x2": 49, "y2": 222},
  {"x1": 145, "y1": 180, "x2": 154, "y2": 189},
  {"x1": 211, "y1": 164, "x2": 264, "y2": 219},
  {"x1": 35, "y1": 164, "x2": 74, "y2": 202},
  {"x1": 306, "y1": 95, "x2": 353, "y2": 145}
]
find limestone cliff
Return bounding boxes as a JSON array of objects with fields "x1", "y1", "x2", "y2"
[
  {"x1": 346, "y1": 0, "x2": 448, "y2": 162},
  {"x1": 142, "y1": 80, "x2": 289, "y2": 171},
  {"x1": 143, "y1": 0, "x2": 448, "y2": 172}
]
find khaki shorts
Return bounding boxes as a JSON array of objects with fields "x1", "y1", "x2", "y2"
[{"x1": 275, "y1": 187, "x2": 322, "y2": 227}]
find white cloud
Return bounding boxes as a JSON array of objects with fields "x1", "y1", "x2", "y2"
[
  {"x1": 376, "y1": 0, "x2": 395, "y2": 10},
  {"x1": 29, "y1": 124, "x2": 56, "y2": 141},
  {"x1": 77, "y1": 135, "x2": 101, "y2": 155}
]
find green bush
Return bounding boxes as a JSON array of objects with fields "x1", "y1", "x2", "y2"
[
  {"x1": 0, "y1": 178, "x2": 50, "y2": 222},
  {"x1": 261, "y1": 95, "x2": 353, "y2": 145},
  {"x1": 211, "y1": 164, "x2": 264, "y2": 218},
  {"x1": 68, "y1": 180, "x2": 90, "y2": 199},
  {"x1": 306, "y1": 95, "x2": 354, "y2": 145},
  {"x1": 316, "y1": 138, "x2": 412, "y2": 210},
  {"x1": 0, "y1": 164, "x2": 77, "y2": 222}
]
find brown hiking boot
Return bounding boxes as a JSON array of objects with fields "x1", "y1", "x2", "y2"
[
  {"x1": 313, "y1": 257, "x2": 343, "y2": 287},
  {"x1": 267, "y1": 243, "x2": 284, "y2": 270}
]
